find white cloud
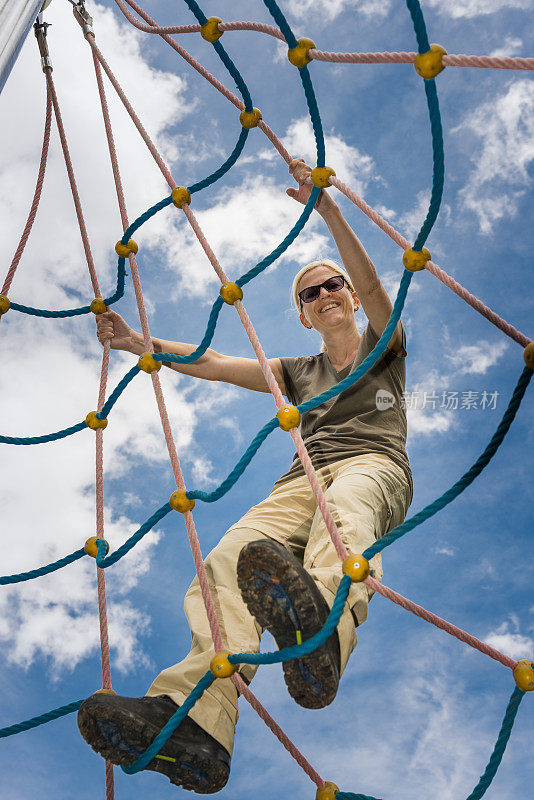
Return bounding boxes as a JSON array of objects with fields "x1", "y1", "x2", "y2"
[
  {"x1": 166, "y1": 175, "x2": 330, "y2": 296},
  {"x1": 284, "y1": 0, "x2": 392, "y2": 21},
  {"x1": 490, "y1": 36, "x2": 524, "y2": 58},
  {"x1": 484, "y1": 617, "x2": 534, "y2": 660},
  {"x1": 453, "y1": 80, "x2": 534, "y2": 233},
  {"x1": 446, "y1": 340, "x2": 508, "y2": 375},
  {"x1": 281, "y1": 117, "x2": 380, "y2": 197},
  {"x1": 426, "y1": 0, "x2": 531, "y2": 19},
  {"x1": 0, "y1": 2, "x2": 235, "y2": 675},
  {"x1": 435, "y1": 545, "x2": 455, "y2": 556}
]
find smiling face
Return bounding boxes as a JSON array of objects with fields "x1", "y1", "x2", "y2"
[{"x1": 297, "y1": 265, "x2": 359, "y2": 334}]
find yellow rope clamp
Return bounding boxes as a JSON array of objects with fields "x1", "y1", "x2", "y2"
[
  {"x1": 403, "y1": 246, "x2": 431, "y2": 272},
  {"x1": 523, "y1": 342, "x2": 534, "y2": 370},
  {"x1": 287, "y1": 37, "x2": 316, "y2": 68},
  {"x1": 94, "y1": 688, "x2": 117, "y2": 695},
  {"x1": 220, "y1": 282, "x2": 243, "y2": 304},
  {"x1": 115, "y1": 239, "x2": 138, "y2": 257},
  {"x1": 85, "y1": 411, "x2": 108, "y2": 430},
  {"x1": 171, "y1": 186, "x2": 191, "y2": 208},
  {"x1": 342, "y1": 554, "x2": 370, "y2": 582},
  {"x1": 311, "y1": 166, "x2": 336, "y2": 188},
  {"x1": 138, "y1": 352, "x2": 162, "y2": 373},
  {"x1": 277, "y1": 404, "x2": 301, "y2": 431},
  {"x1": 239, "y1": 107, "x2": 262, "y2": 129},
  {"x1": 0, "y1": 295, "x2": 11, "y2": 315},
  {"x1": 513, "y1": 660, "x2": 534, "y2": 691},
  {"x1": 316, "y1": 781, "x2": 340, "y2": 800},
  {"x1": 84, "y1": 536, "x2": 110, "y2": 558},
  {"x1": 210, "y1": 651, "x2": 237, "y2": 678},
  {"x1": 414, "y1": 44, "x2": 447, "y2": 80},
  {"x1": 200, "y1": 16, "x2": 223, "y2": 43},
  {"x1": 169, "y1": 490, "x2": 195, "y2": 513},
  {"x1": 90, "y1": 298, "x2": 108, "y2": 315}
]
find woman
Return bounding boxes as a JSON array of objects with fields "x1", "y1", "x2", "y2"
[{"x1": 78, "y1": 159, "x2": 412, "y2": 793}]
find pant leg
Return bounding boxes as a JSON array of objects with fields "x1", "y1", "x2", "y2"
[
  {"x1": 303, "y1": 454, "x2": 412, "y2": 675},
  {"x1": 146, "y1": 474, "x2": 318, "y2": 755}
]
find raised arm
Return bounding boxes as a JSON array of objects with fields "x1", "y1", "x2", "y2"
[
  {"x1": 96, "y1": 310, "x2": 286, "y2": 395},
  {"x1": 286, "y1": 158, "x2": 404, "y2": 353}
]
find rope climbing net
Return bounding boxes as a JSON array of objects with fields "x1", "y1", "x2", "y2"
[{"x1": 0, "y1": 0, "x2": 533, "y2": 798}]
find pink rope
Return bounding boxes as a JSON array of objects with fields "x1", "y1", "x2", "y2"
[
  {"x1": 73, "y1": 9, "x2": 175, "y2": 190},
  {"x1": 86, "y1": 25, "x2": 224, "y2": 655},
  {"x1": 330, "y1": 176, "x2": 531, "y2": 347},
  {"x1": 95, "y1": 341, "x2": 115, "y2": 800},
  {"x1": 443, "y1": 53, "x2": 534, "y2": 70},
  {"x1": 115, "y1": 0, "x2": 244, "y2": 110},
  {"x1": 310, "y1": 49, "x2": 534, "y2": 71},
  {"x1": 45, "y1": 69, "x2": 101, "y2": 297},
  {"x1": 2, "y1": 82, "x2": 52, "y2": 296},
  {"x1": 181, "y1": 203, "x2": 349, "y2": 560},
  {"x1": 366, "y1": 576, "x2": 518, "y2": 670},
  {"x1": 232, "y1": 672, "x2": 324, "y2": 786},
  {"x1": 424, "y1": 261, "x2": 531, "y2": 348}
]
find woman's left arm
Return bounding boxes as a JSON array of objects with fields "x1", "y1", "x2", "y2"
[{"x1": 287, "y1": 158, "x2": 404, "y2": 353}]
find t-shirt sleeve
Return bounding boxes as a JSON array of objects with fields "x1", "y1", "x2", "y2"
[
  {"x1": 367, "y1": 320, "x2": 407, "y2": 358},
  {"x1": 279, "y1": 356, "x2": 299, "y2": 404},
  {"x1": 280, "y1": 356, "x2": 309, "y2": 406}
]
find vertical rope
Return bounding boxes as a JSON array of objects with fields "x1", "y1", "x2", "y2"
[{"x1": 2, "y1": 82, "x2": 52, "y2": 296}]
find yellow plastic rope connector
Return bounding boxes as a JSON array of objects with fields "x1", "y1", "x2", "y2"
[
  {"x1": 414, "y1": 44, "x2": 447, "y2": 80},
  {"x1": 90, "y1": 298, "x2": 108, "y2": 315},
  {"x1": 513, "y1": 660, "x2": 534, "y2": 691},
  {"x1": 138, "y1": 352, "x2": 162, "y2": 373},
  {"x1": 239, "y1": 107, "x2": 262, "y2": 129},
  {"x1": 277, "y1": 404, "x2": 301, "y2": 431},
  {"x1": 316, "y1": 781, "x2": 340, "y2": 800},
  {"x1": 523, "y1": 342, "x2": 534, "y2": 370},
  {"x1": 84, "y1": 536, "x2": 110, "y2": 558},
  {"x1": 169, "y1": 490, "x2": 195, "y2": 513},
  {"x1": 94, "y1": 688, "x2": 117, "y2": 695},
  {"x1": 171, "y1": 186, "x2": 191, "y2": 208},
  {"x1": 115, "y1": 239, "x2": 138, "y2": 257},
  {"x1": 0, "y1": 295, "x2": 10, "y2": 315},
  {"x1": 403, "y1": 246, "x2": 431, "y2": 272},
  {"x1": 210, "y1": 651, "x2": 237, "y2": 678},
  {"x1": 342, "y1": 554, "x2": 370, "y2": 582},
  {"x1": 200, "y1": 16, "x2": 223, "y2": 43},
  {"x1": 85, "y1": 411, "x2": 108, "y2": 430},
  {"x1": 287, "y1": 37, "x2": 316, "y2": 68},
  {"x1": 220, "y1": 282, "x2": 243, "y2": 304},
  {"x1": 311, "y1": 166, "x2": 336, "y2": 188}
]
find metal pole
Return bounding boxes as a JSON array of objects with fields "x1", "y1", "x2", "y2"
[{"x1": 0, "y1": 0, "x2": 52, "y2": 93}]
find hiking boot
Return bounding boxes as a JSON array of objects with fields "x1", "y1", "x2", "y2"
[
  {"x1": 77, "y1": 692, "x2": 230, "y2": 793},
  {"x1": 237, "y1": 539, "x2": 341, "y2": 709}
]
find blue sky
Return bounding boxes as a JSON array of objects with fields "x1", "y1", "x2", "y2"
[{"x1": 0, "y1": 0, "x2": 533, "y2": 798}]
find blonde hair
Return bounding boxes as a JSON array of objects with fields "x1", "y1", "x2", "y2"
[
  {"x1": 291, "y1": 259, "x2": 355, "y2": 312},
  {"x1": 291, "y1": 259, "x2": 357, "y2": 353}
]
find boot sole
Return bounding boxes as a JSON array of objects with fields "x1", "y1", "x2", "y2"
[
  {"x1": 78, "y1": 695, "x2": 229, "y2": 793},
  {"x1": 237, "y1": 540, "x2": 339, "y2": 709}
]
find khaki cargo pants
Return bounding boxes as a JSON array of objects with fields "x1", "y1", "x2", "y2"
[{"x1": 146, "y1": 452, "x2": 412, "y2": 754}]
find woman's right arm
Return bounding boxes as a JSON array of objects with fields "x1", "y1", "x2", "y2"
[{"x1": 96, "y1": 310, "x2": 286, "y2": 395}]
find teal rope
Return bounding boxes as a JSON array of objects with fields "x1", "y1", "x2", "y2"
[
  {"x1": 0, "y1": 421, "x2": 87, "y2": 445},
  {"x1": 0, "y1": 548, "x2": 86, "y2": 585},
  {"x1": 363, "y1": 366, "x2": 532, "y2": 560},
  {"x1": 97, "y1": 502, "x2": 171, "y2": 568},
  {"x1": 124, "y1": 576, "x2": 350, "y2": 773},
  {"x1": 465, "y1": 688, "x2": 525, "y2": 800},
  {"x1": 122, "y1": 670, "x2": 216, "y2": 774},
  {"x1": 100, "y1": 365, "x2": 140, "y2": 418},
  {"x1": 0, "y1": 700, "x2": 83, "y2": 738}
]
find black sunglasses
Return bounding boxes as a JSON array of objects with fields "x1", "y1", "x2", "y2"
[{"x1": 298, "y1": 275, "x2": 347, "y2": 305}]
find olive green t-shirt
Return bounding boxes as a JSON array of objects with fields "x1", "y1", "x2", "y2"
[{"x1": 277, "y1": 322, "x2": 412, "y2": 499}]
